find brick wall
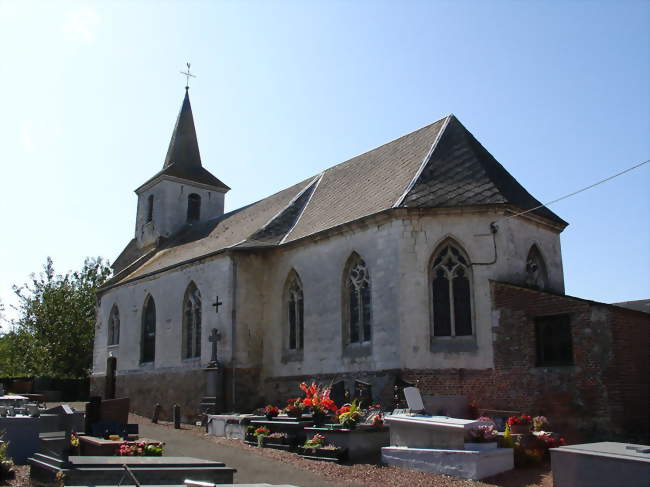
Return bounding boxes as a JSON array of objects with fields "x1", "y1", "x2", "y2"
[{"x1": 404, "y1": 282, "x2": 649, "y2": 442}]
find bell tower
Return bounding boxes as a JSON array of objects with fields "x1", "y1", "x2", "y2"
[{"x1": 134, "y1": 87, "x2": 229, "y2": 248}]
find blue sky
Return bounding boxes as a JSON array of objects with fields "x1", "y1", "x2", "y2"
[{"x1": 0, "y1": 0, "x2": 648, "y2": 325}]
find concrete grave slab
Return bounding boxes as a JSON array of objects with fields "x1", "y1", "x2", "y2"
[
  {"x1": 551, "y1": 442, "x2": 650, "y2": 487},
  {"x1": 384, "y1": 415, "x2": 478, "y2": 449},
  {"x1": 382, "y1": 446, "x2": 514, "y2": 480}
]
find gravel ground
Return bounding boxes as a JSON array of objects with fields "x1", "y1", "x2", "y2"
[
  {"x1": 131, "y1": 415, "x2": 553, "y2": 487},
  {"x1": 1, "y1": 406, "x2": 553, "y2": 487}
]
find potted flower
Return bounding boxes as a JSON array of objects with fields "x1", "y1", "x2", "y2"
[
  {"x1": 253, "y1": 426, "x2": 270, "y2": 447},
  {"x1": 0, "y1": 437, "x2": 15, "y2": 481},
  {"x1": 264, "y1": 405, "x2": 280, "y2": 420},
  {"x1": 265, "y1": 432, "x2": 289, "y2": 449},
  {"x1": 299, "y1": 382, "x2": 338, "y2": 426},
  {"x1": 298, "y1": 434, "x2": 347, "y2": 462},
  {"x1": 466, "y1": 424, "x2": 499, "y2": 451},
  {"x1": 284, "y1": 398, "x2": 305, "y2": 419},
  {"x1": 507, "y1": 414, "x2": 533, "y2": 435},
  {"x1": 337, "y1": 400, "x2": 362, "y2": 429},
  {"x1": 533, "y1": 415, "x2": 549, "y2": 432}
]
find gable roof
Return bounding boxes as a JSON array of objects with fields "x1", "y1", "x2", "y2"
[
  {"x1": 107, "y1": 114, "x2": 567, "y2": 287},
  {"x1": 136, "y1": 90, "x2": 230, "y2": 192}
]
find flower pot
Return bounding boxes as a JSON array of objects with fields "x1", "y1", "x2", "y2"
[
  {"x1": 312, "y1": 412, "x2": 327, "y2": 427},
  {"x1": 510, "y1": 424, "x2": 531, "y2": 435}
]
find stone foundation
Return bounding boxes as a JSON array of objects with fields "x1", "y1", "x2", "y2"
[{"x1": 90, "y1": 366, "x2": 261, "y2": 423}]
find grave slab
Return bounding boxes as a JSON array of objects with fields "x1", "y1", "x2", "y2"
[
  {"x1": 384, "y1": 414, "x2": 478, "y2": 449},
  {"x1": 29, "y1": 455, "x2": 236, "y2": 485},
  {"x1": 305, "y1": 426, "x2": 389, "y2": 462},
  {"x1": 551, "y1": 442, "x2": 650, "y2": 487},
  {"x1": 381, "y1": 446, "x2": 514, "y2": 480}
]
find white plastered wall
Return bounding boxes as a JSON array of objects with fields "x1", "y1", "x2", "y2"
[{"x1": 92, "y1": 256, "x2": 233, "y2": 378}]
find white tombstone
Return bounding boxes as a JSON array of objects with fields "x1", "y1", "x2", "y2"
[
  {"x1": 403, "y1": 387, "x2": 425, "y2": 412},
  {"x1": 385, "y1": 414, "x2": 479, "y2": 449}
]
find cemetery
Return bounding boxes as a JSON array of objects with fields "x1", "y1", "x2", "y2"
[{"x1": 0, "y1": 376, "x2": 647, "y2": 486}]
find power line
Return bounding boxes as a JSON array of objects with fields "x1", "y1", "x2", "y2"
[{"x1": 500, "y1": 158, "x2": 650, "y2": 222}]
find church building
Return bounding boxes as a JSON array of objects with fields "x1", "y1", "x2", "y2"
[{"x1": 92, "y1": 88, "x2": 648, "y2": 442}]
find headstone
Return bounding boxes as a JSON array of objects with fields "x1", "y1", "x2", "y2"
[
  {"x1": 403, "y1": 387, "x2": 425, "y2": 412},
  {"x1": 84, "y1": 396, "x2": 101, "y2": 434},
  {"x1": 99, "y1": 397, "x2": 129, "y2": 425},
  {"x1": 354, "y1": 380, "x2": 372, "y2": 408},
  {"x1": 330, "y1": 381, "x2": 346, "y2": 408}
]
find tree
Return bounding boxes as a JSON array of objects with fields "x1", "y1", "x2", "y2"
[{"x1": 0, "y1": 257, "x2": 111, "y2": 378}]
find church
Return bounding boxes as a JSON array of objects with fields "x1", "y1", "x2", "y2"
[{"x1": 92, "y1": 88, "x2": 647, "y2": 442}]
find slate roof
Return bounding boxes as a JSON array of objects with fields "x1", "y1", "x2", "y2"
[
  {"x1": 136, "y1": 90, "x2": 230, "y2": 192},
  {"x1": 107, "y1": 114, "x2": 567, "y2": 287}
]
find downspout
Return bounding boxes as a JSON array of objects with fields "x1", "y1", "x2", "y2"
[{"x1": 230, "y1": 255, "x2": 238, "y2": 410}]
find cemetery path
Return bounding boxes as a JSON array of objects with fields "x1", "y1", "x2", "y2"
[{"x1": 135, "y1": 418, "x2": 348, "y2": 487}]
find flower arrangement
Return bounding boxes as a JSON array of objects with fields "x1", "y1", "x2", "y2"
[
  {"x1": 468, "y1": 424, "x2": 498, "y2": 443},
  {"x1": 70, "y1": 432, "x2": 80, "y2": 449},
  {"x1": 369, "y1": 411, "x2": 384, "y2": 427},
  {"x1": 284, "y1": 398, "x2": 305, "y2": 418},
  {"x1": 507, "y1": 415, "x2": 532, "y2": 426},
  {"x1": 264, "y1": 405, "x2": 280, "y2": 419},
  {"x1": 118, "y1": 441, "x2": 164, "y2": 456},
  {"x1": 533, "y1": 416, "x2": 549, "y2": 432},
  {"x1": 299, "y1": 382, "x2": 338, "y2": 417},
  {"x1": 253, "y1": 426, "x2": 271, "y2": 448},
  {"x1": 303, "y1": 433, "x2": 326, "y2": 449},
  {"x1": 0, "y1": 433, "x2": 15, "y2": 480},
  {"x1": 337, "y1": 400, "x2": 362, "y2": 428},
  {"x1": 537, "y1": 432, "x2": 566, "y2": 449}
]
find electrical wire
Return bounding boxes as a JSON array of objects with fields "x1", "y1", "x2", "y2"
[{"x1": 499, "y1": 158, "x2": 650, "y2": 222}]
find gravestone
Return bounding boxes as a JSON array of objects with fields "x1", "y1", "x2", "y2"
[
  {"x1": 354, "y1": 380, "x2": 372, "y2": 408},
  {"x1": 403, "y1": 387, "x2": 425, "y2": 412},
  {"x1": 330, "y1": 381, "x2": 346, "y2": 408}
]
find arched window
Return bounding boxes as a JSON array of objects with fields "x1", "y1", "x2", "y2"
[
  {"x1": 187, "y1": 193, "x2": 201, "y2": 222},
  {"x1": 525, "y1": 245, "x2": 548, "y2": 290},
  {"x1": 343, "y1": 253, "x2": 372, "y2": 344},
  {"x1": 108, "y1": 305, "x2": 120, "y2": 346},
  {"x1": 182, "y1": 282, "x2": 202, "y2": 359},
  {"x1": 285, "y1": 272, "x2": 304, "y2": 351},
  {"x1": 146, "y1": 195, "x2": 154, "y2": 223},
  {"x1": 141, "y1": 295, "x2": 156, "y2": 363},
  {"x1": 431, "y1": 241, "x2": 473, "y2": 337}
]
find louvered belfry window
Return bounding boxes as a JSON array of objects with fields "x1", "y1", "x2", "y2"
[
  {"x1": 141, "y1": 296, "x2": 156, "y2": 363},
  {"x1": 346, "y1": 254, "x2": 371, "y2": 343},
  {"x1": 432, "y1": 243, "x2": 473, "y2": 337},
  {"x1": 183, "y1": 283, "x2": 202, "y2": 359}
]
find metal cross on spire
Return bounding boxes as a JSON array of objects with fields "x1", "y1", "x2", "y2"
[{"x1": 180, "y1": 62, "x2": 196, "y2": 90}]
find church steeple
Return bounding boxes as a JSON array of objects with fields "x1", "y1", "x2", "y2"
[
  {"x1": 163, "y1": 89, "x2": 202, "y2": 169},
  {"x1": 133, "y1": 86, "x2": 229, "y2": 248}
]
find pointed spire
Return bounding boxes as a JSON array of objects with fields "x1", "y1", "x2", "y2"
[{"x1": 163, "y1": 89, "x2": 202, "y2": 169}]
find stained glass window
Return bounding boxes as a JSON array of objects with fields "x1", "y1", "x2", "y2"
[
  {"x1": 345, "y1": 254, "x2": 371, "y2": 344},
  {"x1": 431, "y1": 243, "x2": 473, "y2": 337},
  {"x1": 183, "y1": 283, "x2": 202, "y2": 359},
  {"x1": 287, "y1": 273, "x2": 304, "y2": 351},
  {"x1": 141, "y1": 296, "x2": 156, "y2": 363},
  {"x1": 108, "y1": 305, "x2": 120, "y2": 346}
]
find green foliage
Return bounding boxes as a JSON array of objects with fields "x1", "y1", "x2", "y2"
[{"x1": 0, "y1": 257, "x2": 111, "y2": 378}]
